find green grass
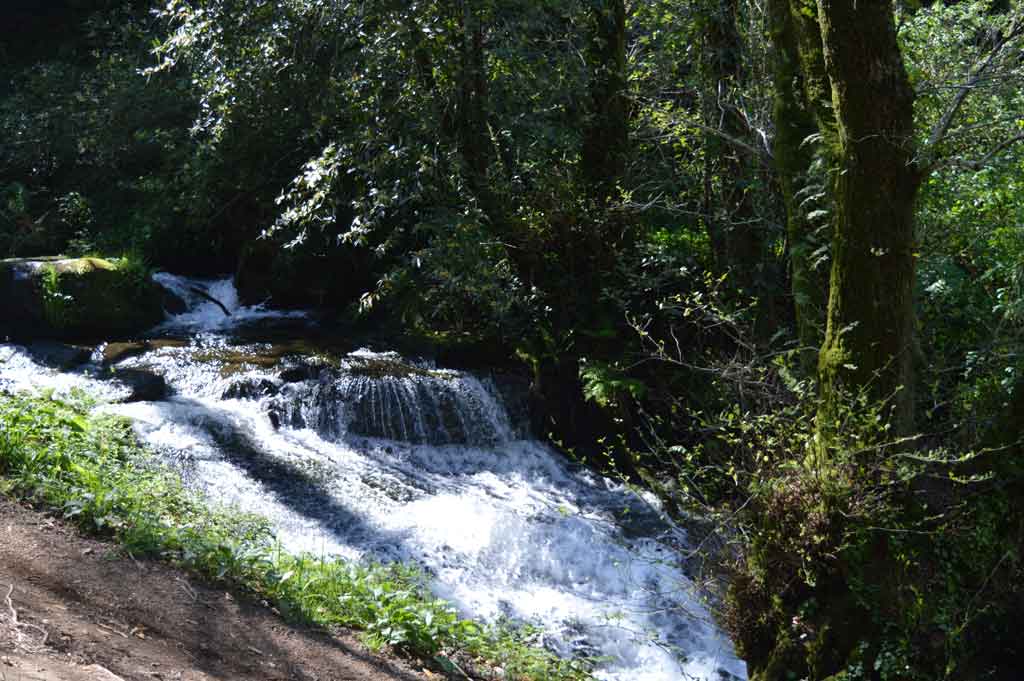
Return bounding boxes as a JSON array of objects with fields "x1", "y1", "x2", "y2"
[{"x1": 0, "y1": 390, "x2": 591, "y2": 680}]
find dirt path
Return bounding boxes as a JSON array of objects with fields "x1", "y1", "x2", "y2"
[{"x1": 0, "y1": 496, "x2": 432, "y2": 681}]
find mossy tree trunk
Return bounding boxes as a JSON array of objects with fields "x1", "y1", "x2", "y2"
[
  {"x1": 813, "y1": 0, "x2": 921, "y2": 440},
  {"x1": 768, "y1": 0, "x2": 830, "y2": 372}
]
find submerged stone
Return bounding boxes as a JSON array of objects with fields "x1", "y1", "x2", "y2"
[
  {"x1": 222, "y1": 377, "x2": 280, "y2": 400},
  {"x1": 23, "y1": 341, "x2": 91, "y2": 370},
  {"x1": 109, "y1": 367, "x2": 169, "y2": 403}
]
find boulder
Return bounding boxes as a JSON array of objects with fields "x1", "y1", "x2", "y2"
[
  {"x1": 23, "y1": 341, "x2": 92, "y2": 370},
  {"x1": 0, "y1": 257, "x2": 164, "y2": 341},
  {"x1": 161, "y1": 287, "x2": 188, "y2": 315},
  {"x1": 279, "y1": 363, "x2": 322, "y2": 383},
  {"x1": 109, "y1": 368, "x2": 169, "y2": 403},
  {"x1": 222, "y1": 377, "x2": 280, "y2": 400}
]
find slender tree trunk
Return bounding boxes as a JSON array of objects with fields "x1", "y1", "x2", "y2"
[
  {"x1": 814, "y1": 0, "x2": 921, "y2": 439},
  {"x1": 456, "y1": 0, "x2": 491, "y2": 197},
  {"x1": 582, "y1": 0, "x2": 628, "y2": 201},
  {"x1": 703, "y1": 0, "x2": 758, "y2": 266},
  {"x1": 768, "y1": 0, "x2": 830, "y2": 372},
  {"x1": 703, "y1": 0, "x2": 778, "y2": 337}
]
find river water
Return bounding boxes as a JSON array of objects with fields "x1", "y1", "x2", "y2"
[{"x1": 0, "y1": 274, "x2": 746, "y2": 681}]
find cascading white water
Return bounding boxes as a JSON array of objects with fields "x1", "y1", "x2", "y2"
[
  {"x1": 272, "y1": 351, "x2": 516, "y2": 446},
  {"x1": 0, "y1": 275, "x2": 747, "y2": 681},
  {"x1": 152, "y1": 272, "x2": 307, "y2": 332}
]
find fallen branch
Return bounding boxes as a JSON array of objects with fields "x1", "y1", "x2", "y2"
[{"x1": 188, "y1": 286, "x2": 232, "y2": 316}]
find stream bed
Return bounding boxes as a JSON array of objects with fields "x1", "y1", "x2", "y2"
[{"x1": 0, "y1": 274, "x2": 747, "y2": 681}]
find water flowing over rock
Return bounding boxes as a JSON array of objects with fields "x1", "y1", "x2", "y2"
[
  {"x1": 262, "y1": 351, "x2": 515, "y2": 446},
  {"x1": 0, "y1": 275, "x2": 748, "y2": 681}
]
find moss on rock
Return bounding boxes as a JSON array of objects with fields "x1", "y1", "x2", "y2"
[{"x1": 0, "y1": 256, "x2": 164, "y2": 340}]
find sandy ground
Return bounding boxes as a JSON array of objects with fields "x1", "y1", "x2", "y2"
[{"x1": 0, "y1": 495, "x2": 435, "y2": 681}]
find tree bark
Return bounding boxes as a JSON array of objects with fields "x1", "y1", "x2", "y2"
[
  {"x1": 814, "y1": 0, "x2": 921, "y2": 440},
  {"x1": 768, "y1": 0, "x2": 830, "y2": 372}
]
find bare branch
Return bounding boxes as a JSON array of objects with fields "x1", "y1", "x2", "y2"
[
  {"x1": 938, "y1": 132, "x2": 1024, "y2": 172},
  {"x1": 672, "y1": 118, "x2": 774, "y2": 169},
  {"x1": 922, "y1": 15, "x2": 1024, "y2": 172}
]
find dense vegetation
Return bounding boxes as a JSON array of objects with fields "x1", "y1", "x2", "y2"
[{"x1": 2, "y1": 0, "x2": 1023, "y2": 679}]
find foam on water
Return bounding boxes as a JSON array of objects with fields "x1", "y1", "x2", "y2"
[
  {"x1": 0, "y1": 276, "x2": 747, "y2": 681},
  {"x1": 0, "y1": 344, "x2": 125, "y2": 400}
]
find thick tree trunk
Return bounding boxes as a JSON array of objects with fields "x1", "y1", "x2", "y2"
[{"x1": 814, "y1": 0, "x2": 921, "y2": 439}]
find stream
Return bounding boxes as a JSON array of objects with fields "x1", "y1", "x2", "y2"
[{"x1": 0, "y1": 274, "x2": 747, "y2": 681}]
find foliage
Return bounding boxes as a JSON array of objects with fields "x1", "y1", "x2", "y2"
[
  {"x1": 0, "y1": 2, "x2": 243, "y2": 270},
  {"x1": 39, "y1": 264, "x2": 74, "y2": 329},
  {"x1": 0, "y1": 391, "x2": 590, "y2": 680},
  {"x1": 902, "y1": 0, "x2": 1024, "y2": 440},
  {"x1": 704, "y1": 385, "x2": 1023, "y2": 681}
]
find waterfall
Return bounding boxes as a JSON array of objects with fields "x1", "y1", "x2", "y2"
[{"x1": 262, "y1": 350, "x2": 516, "y2": 446}]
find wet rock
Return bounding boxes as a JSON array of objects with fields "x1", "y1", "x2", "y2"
[
  {"x1": 0, "y1": 257, "x2": 164, "y2": 341},
  {"x1": 99, "y1": 340, "x2": 187, "y2": 366},
  {"x1": 99, "y1": 341, "x2": 149, "y2": 366},
  {"x1": 490, "y1": 371, "x2": 533, "y2": 438},
  {"x1": 279, "y1": 364, "x2": 319, "y2": 383},
  {"x1": 160, "y1": 287, "x2": 188, "y2": 315},
  {"x1": 24, "y1": 342, "x2": 91, "y2": 370},
  {"x1": 268, "y1": 410, "x2": 281, "y2": 429},
  {"x1": 223, "y1": 377, "x2": 280, "y2": 400},
  {"x1": 268, "y1": 405, "x2": 302, "y2": 429},
  {"x1": 314, "y1": 369, "x2": 505, "y2": 446},
  {"x1": 267, "y1": 404, "x2": 305, "y2": 430},
  {"x1": 110, "y1": 368, "x2": 169, "y2": 403},
  {"x1": 266, "y1": 384, "x2": 309, "y2": 429}
]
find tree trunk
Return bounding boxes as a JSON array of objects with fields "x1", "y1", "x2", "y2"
[
  {"x1": 700, "y1": 0, "x2": 765, "y2": 292},
  {"x1": 814, "y1": 0, "x2": 921, "y2": 440},
  {"x1": 456, "y1": 0, "x2": 492, "y2": 199},
  {"x1": 768, "y1": 0, "x2": 830, "y2": 372},
  {"x1": 582, "y1": 0, "x2": 628, "y2": 200}
]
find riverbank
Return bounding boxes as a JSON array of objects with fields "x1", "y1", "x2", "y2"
[
  {"x1": 0, "y1": 494, "x2": 429, "y2": 681},
  {"x1": 0, "y1": 390, "x2": 592, "y2": 681}
]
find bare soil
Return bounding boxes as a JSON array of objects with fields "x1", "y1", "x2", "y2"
[{"x1": 0, "y1": 495, "x2": 434, "y2": 681}]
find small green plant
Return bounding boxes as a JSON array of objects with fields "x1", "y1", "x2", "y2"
[
  {"x1": 39, "y1": 264, "x2": 75, "y2": 329},
  {"x1": 111, "y1": 251, "x2": 154, "y2": 298}
]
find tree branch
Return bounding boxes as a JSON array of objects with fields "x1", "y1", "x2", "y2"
[
  {"x1": 922, "y1": 15, "x2": 1023, "y2": 172},
  {"x1": 938, "y1": 132, "x2": 1024, "y2": 172}
]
